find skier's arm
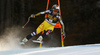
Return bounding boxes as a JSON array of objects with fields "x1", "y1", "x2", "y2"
[
  {"x1": 58, "y1": 16, "x2": 65, "y2": 36},
  {"x1": 31, "y1": 10, "x2": 50, "y2": 18}
]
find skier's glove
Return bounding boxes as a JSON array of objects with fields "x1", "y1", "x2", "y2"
[
  {"x1": 30, "y1": 14, "x2": 35, "y2": 18},
  {"x1": 61, "y1": 31, "x2": 66, "y2": 39}
]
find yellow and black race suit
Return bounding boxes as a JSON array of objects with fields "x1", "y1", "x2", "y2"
[{"x1": 34, "y1": 10, "x2": 65, "y2": 34}]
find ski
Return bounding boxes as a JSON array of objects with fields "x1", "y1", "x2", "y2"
[
  {"x1": 19, "y1": 42, "x2": 25, "y2": 45},
  {"x1": 32, "y1": 40, "x2": 43, "y2": 43}
]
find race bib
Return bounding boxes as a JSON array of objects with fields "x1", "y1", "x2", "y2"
[{"x1": 49, "y1": 19, "x2": 53, "y2": 22}]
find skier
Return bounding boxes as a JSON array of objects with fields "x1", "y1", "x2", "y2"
[{"x1": 21, "y1": 4, "x2": 65, "y2": 44}]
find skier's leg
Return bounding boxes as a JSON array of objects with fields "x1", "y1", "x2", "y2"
[
  {"x1": 21, "y1": 23, "x2": 45, "y2": 44},
  {"x1": 21, "y1": 31, "x2": 37, "y2": 44},
  {"x1": 26, "y1": 23, "x2": 44, "y2": 40},
  {"x1": 42, "y1": 30, "x2": 52, "y2": 38},
  {"x1": 37, "y1": 22, "x2": 55, "y2": 41},
  {"x1": 37, "y1": 29, "x2": 52, "y2": 41},
  {"x1": 26, "y1": 31, "x2": 37, "y2": 40}
]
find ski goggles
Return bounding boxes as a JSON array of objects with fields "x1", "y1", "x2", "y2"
[{"x1": 53, "y1": 9, "x2": 59, "y2": 12}]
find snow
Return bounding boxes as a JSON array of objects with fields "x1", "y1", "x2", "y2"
[{"x1": 0, "y1": 44, "x2": 100, "y2": 55}]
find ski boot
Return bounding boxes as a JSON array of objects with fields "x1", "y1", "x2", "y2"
[
  {"x1": 32, "y1": 36, "x2": 43, "y2": 43},
  {"x1": 37, "y1": 36, "x2": 43, "y2": 41},
  {"x1": 20, "y1": 38, "x2": 28, "y2": 44}
]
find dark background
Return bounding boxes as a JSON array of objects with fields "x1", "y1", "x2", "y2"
[{"x1": 0, "y1": 0, "x2": 100, "y2": 47}]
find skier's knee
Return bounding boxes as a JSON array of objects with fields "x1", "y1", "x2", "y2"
[
  {"x1": 26, "y1": 31, "x2": 36, "y2": 40},
  {"x1": 42, "y1": 30, "x2": 52, "y2": 38},
  {"x1": 31, "y1": 31, "x2": 36, "y2": 36},
  {"x1": 46, "y1": 30, "x2": 52, "y2": 35}
]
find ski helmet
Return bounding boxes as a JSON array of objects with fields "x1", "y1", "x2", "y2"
[{"x1": 52, "y1": 4, "x2": 59, "y2": 12}]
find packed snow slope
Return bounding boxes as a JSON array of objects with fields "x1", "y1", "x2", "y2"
[{"x1": 0, "y1": 44, "x2": 100, "y2": 55}]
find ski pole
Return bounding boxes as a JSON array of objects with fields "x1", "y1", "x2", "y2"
[
  {"x1": 22, "y1": 16, "x2": 31, "y2": 28},
  {"x1": 63, "y1": 35, "x2": 66, "y2": 40},
  {"x1": 61, "y1": 28, "x2": 64, "y2": 47},
  {"x1": 40, "y1": 39, "x2": 43, "y2": 47}
]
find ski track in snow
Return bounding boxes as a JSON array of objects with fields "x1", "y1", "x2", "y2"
[{"x1": 0, "y1": 44, "x2": 100, "y2": 55}]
